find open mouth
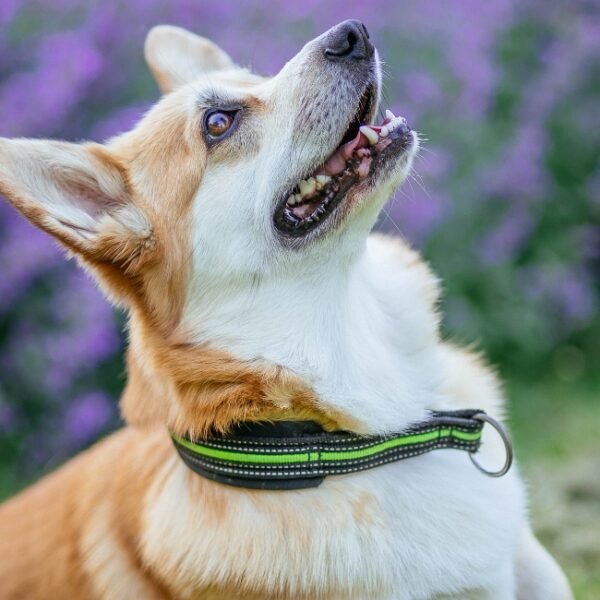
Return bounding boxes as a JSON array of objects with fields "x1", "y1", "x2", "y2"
[{"x1": 274, "y1": 99, "x2": 413, "y2": 238}]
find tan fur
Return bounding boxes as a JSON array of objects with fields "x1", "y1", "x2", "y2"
[
  {"x1": 0, "y1": 237, "x2": 438, "y2": 600},
  {"x1": 144, "y1": 25, "x2": 234, "y2": 93},
  {"x1": 109, "y1": 90, "x2": 206, "y2": 328},
  {"x1": 119, "y1": 308, "x2": 361, "y2": 438},
  {"x1": 0, "y1": 430, "x2": 172, "y2": 599}
]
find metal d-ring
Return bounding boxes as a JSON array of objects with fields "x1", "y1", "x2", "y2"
[{"x1": 469, "y1": 412, "x2": 513, "y2": 478}]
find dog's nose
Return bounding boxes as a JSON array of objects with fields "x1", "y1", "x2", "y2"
[{"x1": 324, "y1": 20, "x2": 373, "y2": 61}]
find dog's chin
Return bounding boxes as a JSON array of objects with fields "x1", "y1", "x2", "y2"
[{"x1": 273, "y1": 114, "x2": 417, "y2": 245}]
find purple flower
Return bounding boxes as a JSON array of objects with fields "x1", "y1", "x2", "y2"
[
  {"x1": 63, "y1": 391, "x2": 114, "y2": 446},
  {"x1": 0, "y1": 0, "x2": 19, "y2": 25},
  {"x1": 91, "y1": 103, "x2": 150, "y2": 140},
  {"x1": 402, "y1": 71, "x2": 444, "y2": 111},
  {"x1": 0, "y1": 391, "x2": 18, "y2": 433},
  {"x1": 0, "y1": 30, "x2": 104, "y2": 137},
  {"x1": 41, "y1": 272, "x2": 120, "y2": 393},
  {"x1": 478, "y1": 206, "x2": 534, "y2": 265},
  {"x1": 484, "y1": 123, "x2": 547, "y2": 199},
  {"x1": 518, "y1": 265, "x2": 597, "y2": 330},
  {"x1": 385, "y1": 147, "x2": 451, "y2": 244},
  {"x1": 0, "y1": 204, "x2": 61, "y2": 312},
  {"x1": 555, "y1": 271, "x2": 597, "y2": 324}
]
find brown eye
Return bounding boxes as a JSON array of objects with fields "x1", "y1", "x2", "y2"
[{"x1": 204, "y1": 110, "x2": 236, "y2": 139}]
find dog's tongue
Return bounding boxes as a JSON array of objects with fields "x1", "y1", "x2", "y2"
[{"x1": 322, "y1": 128, "x2": 378, "y2": 176}]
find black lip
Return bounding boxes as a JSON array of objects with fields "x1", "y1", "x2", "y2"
[{"x1": 274, "y1": 172, "x2": 357, "y2": 237}]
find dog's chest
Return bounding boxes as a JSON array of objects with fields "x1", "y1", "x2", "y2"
[{"x1": 140, "y1": 453, "x2": 524, "y2": 599}]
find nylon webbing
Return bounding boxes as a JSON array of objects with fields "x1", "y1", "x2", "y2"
[{"x1": 172, "y1": 409, "x2": 486, "y2": 490}]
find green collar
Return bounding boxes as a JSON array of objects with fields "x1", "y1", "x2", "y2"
[{"x1": 172, "y1": 409, "x2": 512, "y2": 490}]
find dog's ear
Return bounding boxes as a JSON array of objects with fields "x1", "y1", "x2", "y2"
[
  {"x1": 145, "y1": 25, "x2": 234, "y2": 93},
  {"x1": 0, "y1": 138, "x2": 156, "y2": 301}
]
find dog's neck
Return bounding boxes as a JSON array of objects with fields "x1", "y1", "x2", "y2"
[{"x1": 171, "y1": 235, "x2": 444, "y2": 434}]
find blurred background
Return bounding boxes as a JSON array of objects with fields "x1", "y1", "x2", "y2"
[{"x1": 0, "y1": 0, "x2": 598, "y2": 594}]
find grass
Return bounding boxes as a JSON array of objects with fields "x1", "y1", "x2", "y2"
[
  {"x1": 508, "y1": 376, "x2": 600, "y2": 599},
  {"x1": 0, "y1": 375, "x2": 598, "y2": 596}
]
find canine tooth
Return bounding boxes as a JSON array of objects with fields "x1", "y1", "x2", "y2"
[
  {"x1": 299, "y1": 178, "x2": 316, "y2": 197},
  {"x1": 286, "y1": 195, "x2": 296, "y2": 206},
  {"x1": 360, "y1": 126, "x2": 379, "y2": 146},
  {"x1": 385, "y1": 109, "x2": 396, "y2": 120}
]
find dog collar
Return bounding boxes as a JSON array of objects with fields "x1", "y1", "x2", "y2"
[{"x1": 172, "y1": 409, "x2": 513, "y2": 490}]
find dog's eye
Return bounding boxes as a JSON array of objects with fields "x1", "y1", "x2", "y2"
[{"x1": 204, "y1": 110, "x2": 237, "y2": 139}]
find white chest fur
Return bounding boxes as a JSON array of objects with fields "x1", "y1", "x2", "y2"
[
  {"x1": 181, "y1": 235, "x2": 446, "y2": 434},
  {"x1": 141, "y1": 449, "x2": 524, "y2": 599},
  {"x1": 166, "y1": 234, "x2": 526, "y2": 598}
]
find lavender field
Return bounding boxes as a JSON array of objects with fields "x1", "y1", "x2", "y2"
[{"x1": 0, "y1": 0, "x2": 598, "y2": 594}]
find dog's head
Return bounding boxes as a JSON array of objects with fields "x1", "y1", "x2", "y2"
[{"x1": 0, "y1": 22, "x2": 420, "y2": 434}]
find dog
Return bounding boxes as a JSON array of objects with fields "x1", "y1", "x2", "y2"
[{"x1": 0, "y1": 20, "x2": 572, "y2": 600}]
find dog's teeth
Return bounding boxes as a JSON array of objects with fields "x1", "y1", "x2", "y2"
[
  {"x1": 316, "y1": 174, "x2": 331, "y2": 187},
  {"x1": 299, "y1": 178, "x2": 316, "y2": 197},
  {"x1": 380, "y1": 126, "x2": 389, "y2": 137},
  {"x1": 298, "y1": 179, "x2": 309, "y2": 196},
  {"x1": 315, "y1": 178, "x2": 327, "y2": 191},
  {"x1": 360, "y1": 126, "x2": 379, "y2": 146},
  {"x1": 385, "y1": 109, "x2": 396, "y2": 121},
  {"x1": 391, "y1": 116, "x2": 407, "y2": 130}
]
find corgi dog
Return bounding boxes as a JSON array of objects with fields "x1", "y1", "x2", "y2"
[{"x1": 0, "y1": 20, "x2": 572, "y2": 600}]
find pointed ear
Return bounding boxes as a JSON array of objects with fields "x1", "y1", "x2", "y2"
[
  {"x1": 144, "y1": 25, "x2": 235, "y2": 93},
  {"x1": 0, "y1": 138, "x2": 156, "y2": 281}
]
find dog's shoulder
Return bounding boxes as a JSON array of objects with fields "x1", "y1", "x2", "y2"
[
  {"x1": 366, "y1": 232, "x2": 441, "y2": 309},
  {"x1": 367, "y1": 233, "x2": 505, "y2": 417},
  {"x1": 437, "y1": 341, "x2": 505, "y2": 416}
]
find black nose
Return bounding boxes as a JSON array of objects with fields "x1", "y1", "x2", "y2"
[{"x1": 324, "y1": 20, "x2": 373, "y2": 61}]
